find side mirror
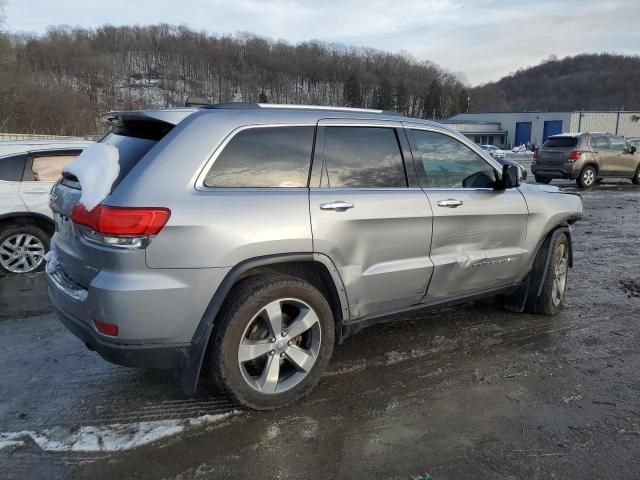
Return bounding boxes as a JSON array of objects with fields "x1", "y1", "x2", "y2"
[
  {"x1": 630, "y1": 145, "x2": 637, "y2": 154},
  {"x1": 499, "y1": 164, "x2": 521, "y2": 189}
]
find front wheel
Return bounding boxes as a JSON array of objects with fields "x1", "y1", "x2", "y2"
[
  {"x1": 576, "y1": 166, "x2": 597, "y2": 188},
  {"x1": 209, "y1": 274, "x2": 335, "y2": 410},
  {"x1": 525, "y1": 233, "x2": 570, "y2": 315},
  {"x1": 632, "y1": 166, "x2": 640, "y2": 185}
]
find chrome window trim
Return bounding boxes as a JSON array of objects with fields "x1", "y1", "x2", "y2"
[
  {"x1": 309, "y1": 187, "x2": 424, "y2": 192},
  {"x1": 317, "y1": 119, "x2": 403, "y2": 128},
  {"x1": 194, "y1": 123, "x2": 317, "y2": 191}
]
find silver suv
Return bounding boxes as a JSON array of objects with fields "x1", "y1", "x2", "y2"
[{"x1": 47, "y1": 104, "x2": 583, "y2": 409}]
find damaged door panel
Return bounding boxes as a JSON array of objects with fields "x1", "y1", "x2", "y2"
[
  {"x1": 405, "y1": 126, "x2": 529, "y2": 302},
  {"x1": 310, "y1": 120, "x2": 434, "y2": 318}
]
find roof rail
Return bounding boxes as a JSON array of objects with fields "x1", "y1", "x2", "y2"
[
  {"x1": 200, "y1": 102, "x2": 262, "y2": 110},
  {"x1": 184, "y1": 96, "x2": 210, "y2": 107},
  {"x1": 195, "y1": 101, "x2": 405, "y2": 116}
]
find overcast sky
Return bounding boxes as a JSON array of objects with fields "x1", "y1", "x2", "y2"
[{"x1": 5, "y1": 0, "x2": 640, "y2": 85}]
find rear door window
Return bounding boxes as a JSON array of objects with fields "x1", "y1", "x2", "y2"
[
  {"x1": 591, "y1": 137, "x2": 609, "y2": 150},
  {"x1": 31, "y1": 152, "x2": 81, "y2": 181},
  {"x1": 410, "y1": 129, "x2": 496, "y2": 188},
  {"x1": 543, "y1": 137, "x2": 578, "y2": 148},
  {"x1": 0, "y1": 154, "x2": 27, "y2": 182},
  {"x1": 321, "y1": 126, "x2": 407, "y2": 188},
  {"x1": 204, "y1": 126, "x2": 315, "y2": 188}
]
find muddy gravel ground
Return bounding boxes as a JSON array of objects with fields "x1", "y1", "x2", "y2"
[{"x1": 1, "y1": 176, "x2": 639, "y2": 479}]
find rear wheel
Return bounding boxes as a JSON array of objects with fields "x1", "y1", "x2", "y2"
[
  {"x1": 209, "y1": 274, "x2": 335, "y2": 410},
  {"x1": 0, "y1": 224, "x2": 49, "y2": 275},
  {"x1": 632, "y1": 166, "x2": 640, "y2": 185},
  {"x1": 535, "y1": 175, "x2": 552, "y2": 184},
  {"x1": 576, "y1": 165, "x2": 596, "y2": 188}
]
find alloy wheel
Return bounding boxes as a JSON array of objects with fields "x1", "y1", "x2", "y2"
[
  {"x1": 551, "y1": 244, "x2": 569, "y2": 307},
  {"x1": 583, "y1": 169, "x2": 595, "y2": 186},
  {"x1": 0, "y1": 233, "x2": 46, "y2": 274},
  {"x1": 237, "y1": 298, "x2": 322, "y2": 394}
]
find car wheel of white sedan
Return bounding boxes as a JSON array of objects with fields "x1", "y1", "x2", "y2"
[{"x1": 0, "y1": 224, "x2": 49, "y2": 275}]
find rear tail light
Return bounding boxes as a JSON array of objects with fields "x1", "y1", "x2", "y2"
[
  {"x1": 71, "y1": 204, "x2": 170, "y2": 248},
  {"x1": 93, "y1": 319, "x2": 118, "y2": 336},
  {"x1": 533, "y1": 149, "x2": 539, "y2": 160},
  {"x1": 567, "y1": 150, "x2": 583, "y2": 162}
]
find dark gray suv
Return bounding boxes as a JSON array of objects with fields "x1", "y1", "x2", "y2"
[{"x1": 47, "y1": 104, "x2": 583, "y2": 409}]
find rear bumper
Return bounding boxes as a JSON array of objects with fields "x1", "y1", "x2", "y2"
[
  {"x1": 45, "y1": 245, "x2": 229, "y2": 369},
  {"x1": 531, "y1": 162, "x2": 578, "y2": 179},
  {"x1": 52, "y1": 297, "x2": 190, "y2": 368}
]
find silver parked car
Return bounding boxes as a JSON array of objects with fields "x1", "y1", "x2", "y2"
[
  {"x1": 0, "y1": 140, "x2": 92, "y2": 274},
  {"x1": 47, "y1": 104, "x2": 583, "y2": 409}
]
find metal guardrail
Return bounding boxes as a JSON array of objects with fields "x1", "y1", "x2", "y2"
[{"x1": 0, "y1": 133, "x2": 96, "y2": 141}]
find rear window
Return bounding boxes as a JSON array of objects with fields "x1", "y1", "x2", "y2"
[
  {"x1": 203, "y1": 126, "x2": 315, "y2": 188},
  {"x1": 99, "y1": 133, "x2": 158, "y2": 186},
  {"x1": 543, "y1": 137, "x2": 578, "y2": 148}
]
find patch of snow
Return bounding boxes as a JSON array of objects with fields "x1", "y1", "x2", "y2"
[
  {"x1": 0, "y1": 412, "x2": 236, "y2": 453},
  {"x1": 0, "y1": 436, "x2": 25, "y2": 450},
  {"x1": 63, "y1": 142, "x2": 120, "y2": 211}
]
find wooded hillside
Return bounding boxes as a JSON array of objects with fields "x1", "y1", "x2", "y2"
[
  {"x1": 0, "y1": 24, "x2": 468, "y2": 136},
  {"x1": 469, "y1": 54, "x2": 640, "y2": 113}
]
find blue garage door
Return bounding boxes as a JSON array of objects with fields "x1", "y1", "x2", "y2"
[
  {"x1": 514, "y1": 122, "x2": 532, "y2": 146},
  {"x1": 543, "y1": 120, "x2": 563, "y2": 142}
]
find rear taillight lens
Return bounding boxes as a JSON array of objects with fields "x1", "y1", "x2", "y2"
[
  {"x1": 71, "y1": 204, "x2": 171, "y2": 236},
  {"x1": 567, "y1": 150, "x2": 583, "y2": 162},
  {"x1": 533, "y1": 149, "x2": 539, "y2": 160},
  {"x1": 71, "y1": 204, "x2": 170, "y2": 249}
]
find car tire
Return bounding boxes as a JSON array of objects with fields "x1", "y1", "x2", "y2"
[
  {"x1": 525, "y1": 233, "x2": 570, "y2": 316},
  {"x1": 535, "y1": 175, "x2": 551, "y2": 184},
  {"x1": 209, "y1": 274, "x2": 335, "y2": 410},
  {"x1": 576, "y1": 166, "x2": 597, "y2": 188},
  {"x1": 632, "y1": 166, "x2": 640, "y2": 185},
  {"x1": 0, "y1": 224, "x2": 49, "y2": 276}
]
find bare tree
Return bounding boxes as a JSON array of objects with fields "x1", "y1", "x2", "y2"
[{"x1": 0, "y1": 23, "x2": 469, "y2": 135}]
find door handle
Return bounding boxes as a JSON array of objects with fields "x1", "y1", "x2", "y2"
[
  {"x1": 319, "y1": 201, "x2": 354, "y2": 211},
  {"x1": 22, "y1": 190, "x2": 50, "y2": 194},
  {"x1": 437, "y1": 199, "x2": 463, "y2": 208}
]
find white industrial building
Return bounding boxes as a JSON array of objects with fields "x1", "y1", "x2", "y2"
[{"x1": 445, "y1": 111, "x2": 640, "y2": 148}]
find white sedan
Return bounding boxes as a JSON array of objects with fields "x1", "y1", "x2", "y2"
[{"x1": 481, "y1": 144, "x2": 506, "y2": 159}]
